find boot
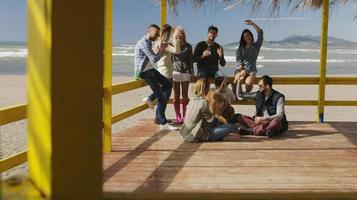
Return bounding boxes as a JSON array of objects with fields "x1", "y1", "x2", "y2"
[
  {"x1": 182, "y1": 99, "x2": 189, "y2": 122},
  {"x1": 237, "y1": 125, "x2": 253, "y2": 135},
  {"x1": 174, "y1": 100, "x2": 182, "y2": 124}
]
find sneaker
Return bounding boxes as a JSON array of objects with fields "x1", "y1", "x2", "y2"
[
  {"x1": 155, "y1": 118, "x2": 172, "y2": 124},
  {"x1": 160, "y1": 124, "x2": 179, "y2": 131},
  {"x1": 143, "y1": 97, "x2": 154, "y2": 110}
]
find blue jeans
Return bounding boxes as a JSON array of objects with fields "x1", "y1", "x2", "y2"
[
  {"x1": 198, "y1": 69, "x2": 225, "y2": 79},
  {"x1": 148, "y1": 79, "x2": 173, "y2": 111},
  {"x1": 206, "y1": 120, "x2": 235, "y2": 142},
  {"x1": 141, "y1": 69, "x2": 172, "y2": 125}
]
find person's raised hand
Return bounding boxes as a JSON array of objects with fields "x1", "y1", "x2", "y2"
[{"x1": 244, "y1": 19, "x2": 255, "y2": 26}]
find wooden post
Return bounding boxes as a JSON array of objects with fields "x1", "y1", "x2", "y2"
[
  {"x1": 161, "y1": 0, "x2": 167, "y2": 28},
  {"x1": 103, "y1": 0, "x2": 113, "y2": 153},
  {"x1": 27, "y1": 0, "x2": 104, "y2": 198},
  {"x1": 317, "y1": 0, "x2": 329, "y2": 123}
]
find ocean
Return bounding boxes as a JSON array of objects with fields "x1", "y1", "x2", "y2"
[{"x1": 1, "y1": 43, "x2": 357, "y2": 76}]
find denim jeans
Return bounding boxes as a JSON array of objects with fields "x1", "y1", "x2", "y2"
[
  {"x1": 141, "y1": 69, "x2": 172, "y2": 125},
  {"x1": 148, "y1": 79, "x2": 173, "y2": 108},
  {"x1": 206, "y1": 121, "x2": 235, "y2": 142}
]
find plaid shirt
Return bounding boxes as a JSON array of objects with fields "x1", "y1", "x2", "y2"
[{"x1": 134, "y1": 36, "x2": 161, "y2": 73}]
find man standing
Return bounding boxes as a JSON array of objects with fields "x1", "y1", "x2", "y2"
[
  {"x1": 193, "y1": 25, "x2": 226, "y2": 79},
  {"x1": 134, "y1": 24, "x2": 178, "y2": 131},
  {"x1": 236, "y1": 75, "x2": 288, "y2": 137}
]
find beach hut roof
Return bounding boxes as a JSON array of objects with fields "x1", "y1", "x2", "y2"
[{"x1": 165, "y1": 0, "x2": 351, "y2": 15}]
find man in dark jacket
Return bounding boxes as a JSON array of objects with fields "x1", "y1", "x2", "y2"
[
  {"x1": 236, "y1": 75, "x2": 288, "y2": 138},
  {"x1": 193, "y1": 25, "x2": 226, "y2": 79}
]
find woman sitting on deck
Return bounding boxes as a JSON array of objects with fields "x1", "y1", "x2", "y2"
[
  {"x1": 233, "y1": 19, "x2": 263, "y2": 96},
  {"x1": 179, "y1": 78, "x2": 240, "y2": 142}
]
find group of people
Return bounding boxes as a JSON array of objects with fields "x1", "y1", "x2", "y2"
[{"x1": 134, "y1": 20, "x2": 288, "y2": 142}]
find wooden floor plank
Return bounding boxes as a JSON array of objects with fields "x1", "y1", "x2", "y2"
[{"x1": 103, "y1": 120, "x2": 357, "y2": 193}]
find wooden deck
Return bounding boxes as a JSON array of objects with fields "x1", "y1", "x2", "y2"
[{"x1": 103, "y1": 119, "x2": 357, "y2": 193}]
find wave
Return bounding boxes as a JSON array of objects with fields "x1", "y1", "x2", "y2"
[
  {"x1": 334, "y1": 49, "x2": 357, "y2": 55},
  {"x1": 112, "y1": 53, "x2": 134, "y2": 56},
  {"x1": 0, "y1": 48, "x2": 27, "y2": 58},
  {"x1": 113, "y1": 46, "x2": 134, "y2": 51},
  {"x1": 113, "y1": 50, "x2": 128, "y2": 54},
  {"x1": 225, "y1": 56, "x2": 264, "y2": 62},
  {"x1": 258, "y1": 59, "x2": 357, "y2": 63}
]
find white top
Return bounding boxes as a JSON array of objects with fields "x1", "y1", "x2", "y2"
[{"x1": 154, "y1": 39, "x2": 181, "y2": 79}]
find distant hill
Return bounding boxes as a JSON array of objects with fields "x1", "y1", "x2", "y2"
[
  {"x1": 0, "y1": 41, "x2": 26, "y2": 46},
  {"x1": 226, "y1": 35, "x2": 357, "y2": 48}
]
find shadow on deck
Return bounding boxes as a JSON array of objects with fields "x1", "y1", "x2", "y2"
[{"x1": 103, "y1": 119, "x2": 357, "y2": 193}]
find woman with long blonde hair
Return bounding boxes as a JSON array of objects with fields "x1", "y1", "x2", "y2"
[
  {"x1": 179, "y1": 78, "x2": 240, "y2": 142},
  {"x1": 172, "y1": 26, "x2": 193, "y2": 124}
]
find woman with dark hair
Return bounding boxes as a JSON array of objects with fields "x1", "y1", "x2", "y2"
[{"x1": 233, "y1": 19, "x2": 263, "y2": 94}]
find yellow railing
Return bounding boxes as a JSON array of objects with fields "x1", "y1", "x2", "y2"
[
  {"x1": 1, "y1": 76, "x2": 357, "y2": 173},
  {"x1": 0, "y1": 104, "x2": 27, "y2": 126}
]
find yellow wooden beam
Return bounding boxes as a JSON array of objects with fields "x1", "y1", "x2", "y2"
[
  {"x1": 112, "y1": 104, "x2": 148, "y2": 124},
  {"x1": 192, "y1": 76, "x2": 357, "y2": 85},
  {"x1": 317, "y1": 0, "x2": 329, "y2": 123},
  {"x1": 0, "y1": 104, "x2": 27, "y2": 126},
  {"x1": 112, "y1": 79, "x2": 147, "y2": 95},
  {"x1": 325, "y1": 101, "x2": 357, "y2": 106},
  {"x1": 103, "y1": 0, "x2": 113, "y2": 153},
  {"x1": 191, "y1": 76, "x2": 321, "y2": 85},
  {"x1": 326, "y1": 77, "x2": 357, "y2": 85},
  {"x1": 111, "y1": 77, "x2": 357, "y2": 96},
  {"x1": 0, "y1": 151, "x2": 27, "y2": 173},
  {"x1": 161, "y1": 0, "x2": 167, "y2": 28},
  {"x1": 27, "y1": 0, "x2": 104, "y2": 198}
]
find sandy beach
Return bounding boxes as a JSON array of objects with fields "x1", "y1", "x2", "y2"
[{"x1": 1, "y1": 74, "x2": 357, "y2": 178}]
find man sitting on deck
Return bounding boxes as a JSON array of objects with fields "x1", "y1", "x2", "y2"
[{"x1": 236, "y1": 75, "x2": 288, "y2": 138}]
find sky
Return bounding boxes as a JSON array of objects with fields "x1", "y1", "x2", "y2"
[{"x1": 0, "y1": 0, "x2": 357, "y2": 44}]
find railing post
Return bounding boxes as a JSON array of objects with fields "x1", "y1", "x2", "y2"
[
  {"x1": 103, "y1": 0, "x2": 113, "y2": 153},
  {"x1": 27, "y1": 0, "x2": 104, "y2": 198},
  {"x1": 161, "y1": 0, "x2": 167, "y2": 28},
  {"x1": 317, "y1": 0, "x2": 329, "y2": 123}
]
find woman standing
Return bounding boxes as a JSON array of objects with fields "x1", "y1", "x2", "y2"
[
  {"x1": 179, "y1": 78, "x2": 240, "y2": 142},
  {"x1": 172, "y1": 26, "x2": 193, "y2": 124},
  {"x1": 233, "y1": 19, "x2": 263, "y2": 94}
]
